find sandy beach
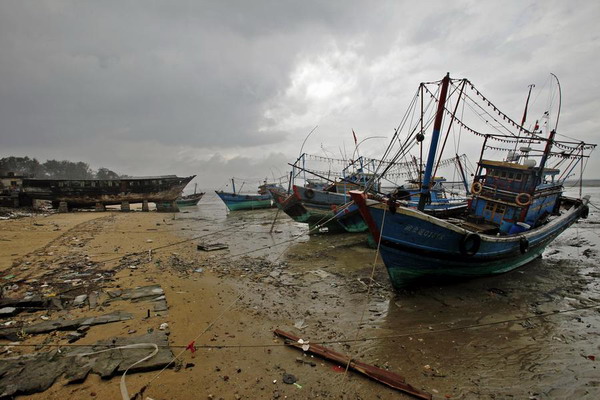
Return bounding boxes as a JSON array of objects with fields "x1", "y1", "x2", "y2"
[{"x1": 1, "y1": 190, "x2": 599, "y2": 399}]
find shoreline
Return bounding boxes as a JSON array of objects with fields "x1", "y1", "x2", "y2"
[{"x1": 1, "y1": 199, "x2": 599, "y2": 399}]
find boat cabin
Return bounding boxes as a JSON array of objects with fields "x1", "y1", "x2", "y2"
[{"x1": 469, "y1": 160, "x2": 562, "y2": 234}]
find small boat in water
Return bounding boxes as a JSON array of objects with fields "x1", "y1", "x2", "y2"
[
  {"x1": 176, "y1": 184, "x2": 205, "y2": 206},
  {"x1": 216, "y1": 178, "x2": 280, "y2": 211},
  {"x1": 351, "y1": 73, "x2": 595, "y2": 288}
]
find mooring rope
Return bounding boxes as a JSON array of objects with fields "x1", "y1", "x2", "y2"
[{"x1": 338, "y1": 207, "x2": 387, "y2": 396}]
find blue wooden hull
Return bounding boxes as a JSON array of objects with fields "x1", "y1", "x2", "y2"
[
  {"x1": 292, "y1": 186, "x2": 468, "y2": 233},
  {"x1": 293, "y1": 186, "x2": 367, "y2": 232},
  {"x1": 352, "y1": 192, "x2": 589, "y2": 288},
  {"x1": 215, "y1": 191, "x2": 274, "y2": 211}
]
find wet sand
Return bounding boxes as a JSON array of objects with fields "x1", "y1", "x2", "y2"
[{"x1": 1, "y1": 188, "x2": 599, "y2": 399}]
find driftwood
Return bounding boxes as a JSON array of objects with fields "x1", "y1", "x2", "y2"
[{"x1": 274, "y1": 329, "x2": 431, "y2": 400}]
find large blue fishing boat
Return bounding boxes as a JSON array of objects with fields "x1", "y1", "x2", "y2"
[{"x1": 351, "y1": 73, "x2": 595, "y2": 288}]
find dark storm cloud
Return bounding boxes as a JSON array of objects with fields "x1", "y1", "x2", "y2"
[{"x1": 0, "y1": 0, "x2": 599, "y2": 182}]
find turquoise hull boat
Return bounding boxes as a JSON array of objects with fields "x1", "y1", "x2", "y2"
[{"x1": 215, "y1": 191, "x2": 274, "y2": 211}]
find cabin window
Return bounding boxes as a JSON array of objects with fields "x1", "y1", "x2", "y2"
[
  {"x1": 107, "y1": 181, "x2": 113, "y2": 187},
  {"x1": 485, "y1": 202, "x2": 495, "y2": 212},
  {"x1": 91, "y1": 181, "x2": 96, "y2": 187},
  {"x1": 10, "y1": 180, "x2": 17, "y2": 186},
  {"x1": 500, "y1": 171, "x2": 507, "y2": 178},
  {"x1": 508, "y1": 172, "x2": 514, "y2": 179},
  {"x1": 58, "y1": 182, "x2": 64, "y2": 187},
  {"x1": 496, "y1": 204, "x2": 506, "y2": 214},
  {"x1": 515, "y1": 173, "x2": 522, "y2": 181}
]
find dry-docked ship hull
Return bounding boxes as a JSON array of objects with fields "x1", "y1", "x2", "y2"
[{"x1": 21, "y1": 175, "x2": 194, "y2": 207}]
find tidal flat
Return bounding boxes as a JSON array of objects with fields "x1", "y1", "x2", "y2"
[{"x1": 1, "y1": 187, "x2": 598, "y2": 399}]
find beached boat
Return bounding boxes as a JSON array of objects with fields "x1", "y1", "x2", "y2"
[
  {"x1": 20, "y1": 175, "x2": 194, "y2": 208},
  {"x1": 351, "y1": 73, "x2": 595, "y2": 288},
  {"x1": 176, "y1": 184, "x2": 205, "y2": 206},
  {"x1": 215, "y1": 179, "x2": 280, "y2": 211},
  {"x1": 271, "y1": 175, "x2": 468, "y2": 234},
  {"x1": 176, "y1": 192, "x2": 204, "y2": 206},
  {"x1": 270, "y1": 185, "x2": 356, "y2": 232}
]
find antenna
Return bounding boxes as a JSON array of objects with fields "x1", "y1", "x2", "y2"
[{"x1": 550, "y1": 73, "x2": 561, "y2": 131}]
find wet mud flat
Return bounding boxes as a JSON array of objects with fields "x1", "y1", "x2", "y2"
[
  {"x1": 0, "y1": 191, "x2": 598, "y2": 399},
  {"x1": 168, "y1": 192, "x2": 600, "y2": 399}
]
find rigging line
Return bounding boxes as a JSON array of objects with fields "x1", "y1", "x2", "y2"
[
  {"x1": 465, "y1": 80, "x2": 535, "y2": 134},
  {"x1": 377, "y1": 87, "x2": 421, "y2": 166},
  {"x1": 375, "y1": 105, "x2": 436, "y2": 184},
  {"x1": 339, "y1": 207, "x2": 387, "y2": 396},
  {"x1": 220, "y1": 201, "x2": 361, "y2": 261},
  {"x1": 90, "y1": 224, "x2": 243, "y2": 264},
  {"x1": 374, "y1": 87, "x2": 422, "y2": 178},
  {"x1": 529, "y1": 74, "x2": 551, "y2": 114},
  {"x1": 144, "y1": 291, "x2": 246, "y2": 391},
  {"x1": 424, "y1": 83, "x2": 522, "y2": 140},
  {"x1": 9, "y1": 304, "x2": 600, "y2": 351},
  {"x1": 458, "y1": 91, "x2": 520, "y2": 138}
]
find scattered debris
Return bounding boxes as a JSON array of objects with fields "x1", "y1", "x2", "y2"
[
  {"x1": 274, "y1": 329, "x2": 432, "y2": 400},
  {"x1": 293, "y1": 320, "x2": 307, "y2": 330},
  {"x1": 0, "y1": 311, "x2": 133, "y2": 340},
  {"x1": 282, "y1": 373, "x2": 297, "y2": 384},
  {"x1": 197, "y1": 243, "x2": 229, "y2": 252},
  {"x1": 73, "y1": 294, "x2": 88, "y2": 307},
  {"x1": 0, "y1": 331, "x2": 173, "y2": 398}
]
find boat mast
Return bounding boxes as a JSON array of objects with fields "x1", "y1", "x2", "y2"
[
  {"x1": 418, "y1": 73, "x2": 451, "y2": 211},
  {"x1": 231, "y1": 178, "x2": 236, "y2": 195},
  {"x1": 535, "y1": 129, "x2": 556, "y2": 187},
  {"x1": 455, "y1": 154, "x2": 470, "y2": 194},
  {"x1": 535, "y1": 74, "x2": 561, "y2": 188},
  {"x1": 514, "y1": 83, "x2": 535, "y2": 153}
]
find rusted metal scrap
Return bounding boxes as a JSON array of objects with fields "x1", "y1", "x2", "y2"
[{"x1": 274, "y1": 329, "x2": 431, "y2": 400}]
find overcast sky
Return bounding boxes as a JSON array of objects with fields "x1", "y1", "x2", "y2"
[{"x1": 1, "y1": 0, "x2": 598, "y2": 191}]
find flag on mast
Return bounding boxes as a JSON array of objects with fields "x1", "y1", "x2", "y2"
[{"x1": 352, "y1": 129, "x2": 358, "y2": 145}]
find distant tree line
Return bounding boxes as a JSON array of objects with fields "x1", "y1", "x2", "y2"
[{"x1": 0, "y1": 156, "x2": 121, "y2": 180}]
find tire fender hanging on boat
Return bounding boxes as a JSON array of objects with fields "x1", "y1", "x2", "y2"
[
  {"x1": 387, "y1": 198, "x2": 397, "y2": 214},
  {"x1": 459, "y1": 233, "x2": 481, "y2": 256},
  {"x1": 304, "y1": 189, "x2": 315, "y2": 199},
  {"x1": 580, "y1": 204, "x2": 589, "y2": 219},
  {"x1": 519, "y1": 236, "x2": 529, "y2": 254}
]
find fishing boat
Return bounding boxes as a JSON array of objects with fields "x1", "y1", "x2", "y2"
[
  {"x1": 176, "y1": 183, "x2": 205, "y2": 206},
  {"x1": 21, "y1": 175, "x2": 194, "y2": 208},
  {"x1": 351, "y1": 73, "x2": 595, "y2": 288},
  {"x1": 270, "y1": 185, "x2": 358, "y2": 232},
  {"x1": 215, "y1": 179, "x2": 280, "y2": 211},
  {"x1": 269, "y1": 164, "x2": 381, "y2": 232},
  {"x1": 272, "y1": 158, "x2": 469, "y2": 234}
]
